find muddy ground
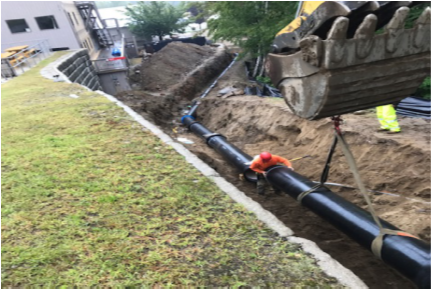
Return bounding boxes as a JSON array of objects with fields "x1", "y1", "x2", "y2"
[{"x1": 119, "y1": 43, "x2": 431, "y2": 289}]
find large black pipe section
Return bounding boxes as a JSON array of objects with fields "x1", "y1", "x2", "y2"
[
  {"x1": 181, "y1": 115, "x2": 257, "y2": 182},
  {"x1": 266, "y1": 165, "x2": 431, "y2": 289},
  {"x1": 187, "y1": 54, "x2": 238, "y2": 117},
  {"x1": 181, "y1": 114, "x2": 430, "y2": 287}
]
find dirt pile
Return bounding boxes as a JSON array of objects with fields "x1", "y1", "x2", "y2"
[{"x1": 141, "y1": 42, "x2": 216, "y2": 92}]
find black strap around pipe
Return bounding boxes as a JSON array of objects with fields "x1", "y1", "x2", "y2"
[{"x1": 266, "y1": 166, "x2": 431, "y2": 289}]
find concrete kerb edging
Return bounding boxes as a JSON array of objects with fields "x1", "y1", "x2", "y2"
[
  {"x1": 40, "y1": 49, "x2": 84, "y2": 84},
  {"x1": 39, "y1": 52, "x2": 368, "y2": 290}
]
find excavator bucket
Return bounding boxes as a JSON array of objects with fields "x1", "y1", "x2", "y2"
[{"x1": 266, "y1": 2, "x2": 431, "y2": 120}]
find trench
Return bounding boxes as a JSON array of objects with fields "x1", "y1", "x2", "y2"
[
  {"x1": 116, "y1": 51, "x2": 431, "y2": 289},
  {"x1": 177, "y1": 116, "x2": 429, "y2": 289}
]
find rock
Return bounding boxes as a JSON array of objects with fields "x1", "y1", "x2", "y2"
[{"x1": 218, "y1": 86, "x2": 237, "y2": 96}]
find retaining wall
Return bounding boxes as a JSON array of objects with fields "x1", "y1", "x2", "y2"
[{"x1": 56, "y1": 49, "x2": 101, "y2": 91}]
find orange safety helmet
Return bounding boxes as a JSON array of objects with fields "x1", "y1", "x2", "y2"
[{"x1": 260, "y1": 152, "x2": 272, "y2": 162}]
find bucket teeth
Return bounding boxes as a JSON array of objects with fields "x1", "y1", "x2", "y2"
[
  {"x1": 325, "y1": 17, "x2": 349, "y2": 65},
  {"x1": 327, "y1": 17, "x2": 349, "y2": 40},
  {"x1": 268, "y1": 2, "x2": 431, "y2": 120},
  {"x1": 415, "y1": 6, "x2": 431, "y2": 26},
  {"x1": 354, "y1": 14, "x2": 377, "y2": 58},
  {"x1": 368, "y1": 1, "x2": 380, "y2": 11},
  {"x1": 413, "y1": 7, "x2": 431, "y2": 49},
  {"x1": 385, "y1": 6, "x2": 410, "y2": 31},
  {"x1": 385, "y1": 7, "x2": 410, "y2": 53},
  {"x1": 354, "y1": 14, "x2": 378, "y2": 39}
]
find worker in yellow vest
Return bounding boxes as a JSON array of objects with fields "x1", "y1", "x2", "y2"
[{"x1": 376, "y1": 104, "x2": 400, "y2": 134}]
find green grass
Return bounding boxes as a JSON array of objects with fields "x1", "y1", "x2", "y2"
[{"x1": 2, "y1": 52, "x2": 344, "y2": 289}]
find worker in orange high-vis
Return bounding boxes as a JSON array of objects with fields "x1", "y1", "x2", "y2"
[{"x1": 249, "y1": 152, "x2": 294, "y2": 196}]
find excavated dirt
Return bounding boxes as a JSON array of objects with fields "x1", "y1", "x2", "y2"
[
  {"x1": 117, "y1": 54, "x2": 431, "y2": 289},
  {"x1": 141, "y1": 42, "x2": 217, "y2": 92}
]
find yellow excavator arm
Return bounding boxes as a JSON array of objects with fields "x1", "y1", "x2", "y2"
[
  {"x1": 276, "y1": 1, "x2": 325, "y2": 38},
  {"x1": 266, "y1": 1, "x2": 431, "y2": 120}
]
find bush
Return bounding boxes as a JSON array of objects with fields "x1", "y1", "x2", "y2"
[
  {"x1": 256, "y1": 76, "x2": 273, "y2": 86},
  {"x1": 415, "y1": 76, "x2": 431, "y2": 100}
]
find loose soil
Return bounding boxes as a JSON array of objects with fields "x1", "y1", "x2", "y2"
[
  {"x1": 117, "y1": 47, "x2": 431, "y2": 289},
  {"x1": 140, "y1": 42, "x2": 217, "y2": 92}
]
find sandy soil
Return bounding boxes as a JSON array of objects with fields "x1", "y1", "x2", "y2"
[
  {"x1": 140, "y1": 42, "x2": 217, "y2": 92},
  {"x1": 116, "y1": 49, "x2": 431, "y2": 289}
]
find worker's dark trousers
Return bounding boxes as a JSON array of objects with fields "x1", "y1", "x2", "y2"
[{"x1": 256, "y1": 173, "x2": 281, "y2": 195}]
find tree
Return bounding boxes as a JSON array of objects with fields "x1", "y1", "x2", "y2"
[
  {"x1": 207, "y1": 1, "x2": 298, "y2": 76},
  {"x1": 185, "y1": 1, "x2": 213, "y2": 30},
  {"x1": 125, "y1": 2, "x2": 189, "y2": 41}
]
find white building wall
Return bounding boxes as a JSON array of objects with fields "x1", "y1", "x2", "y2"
[
  {"x1": 1, "y1": 1, "x2": 80, "y2": 51},
  {"x1": 61, "y1": 1, "x2": 99, "y2": 58}
]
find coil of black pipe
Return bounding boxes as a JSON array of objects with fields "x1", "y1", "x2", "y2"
[{"x1": 181, "y1": 115, "x2": 431, "y2": 288}]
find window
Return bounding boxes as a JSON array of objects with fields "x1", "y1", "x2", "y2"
[
  {"x1": 6, "y1": 19, "x2": 31, "y2": 33},
  {"x1": 72, "y1": 12, "x2": 79, "y2": 26},
  {"x1": 35, "y1": 15, "x2": 59, "y2": 30},
  {"x1": 68, "y1": 12, "x2": 74, "y2": 27}
]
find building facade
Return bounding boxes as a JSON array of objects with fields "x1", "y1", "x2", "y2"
[{"x1": 1, "y1": 1, "x2": 99, "y2": 57}]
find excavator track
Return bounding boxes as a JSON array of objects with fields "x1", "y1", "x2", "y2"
[{"x1": 266, "y1": 2, "x2": 431, "y2": 120}]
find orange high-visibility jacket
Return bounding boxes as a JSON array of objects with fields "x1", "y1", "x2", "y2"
[{"x1": 250, "y1": 155, "x2": 292, "y2": 174}]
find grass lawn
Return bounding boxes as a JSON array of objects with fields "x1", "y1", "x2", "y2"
[{"x1": 1, "y1": 52, "x2": 344, "y2": 289}]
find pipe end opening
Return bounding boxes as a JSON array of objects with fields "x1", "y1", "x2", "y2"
[{"x1": 244, "y1": 169, "x2": 258, "y2": 182}]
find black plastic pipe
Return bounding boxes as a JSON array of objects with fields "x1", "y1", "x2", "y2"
[
  {"x1": 187, "y1": 54, "x2": 238, "y2": 117},
  {"x1": 266, "y1": 165, "x2": 431, "y2": 289},
  {"x1": 181, "y1": 115, "x2": 257, "y2": 182},
  {"x1": 181, "y1": 115, "x2": 431, "y2": 288}
]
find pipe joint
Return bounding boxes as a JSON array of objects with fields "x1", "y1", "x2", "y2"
[
  {"x1": 203, "y1": 133, "x2": 226, "y2": 145},
  {"x1": 181, "y1": 115, "x2": 195, "y2": 125}
]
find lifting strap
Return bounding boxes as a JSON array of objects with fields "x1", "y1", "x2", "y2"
[
  {"x1": 335, "y1": 130, "x2": 419, "y2": 259},
  {"x1": 298, "y1": 116, "x2": 419, "y2": 259},
  {"x1": 297, "y1": 134, "x2": 338, "y2": 203}
]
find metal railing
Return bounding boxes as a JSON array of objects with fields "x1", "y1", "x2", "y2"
[
  {"x1": 91, "y1": 33, "x2": 130, "y2": 73},
  {"x1": 1, "y1": 39, "x2": 52, "y2": 79},
  {"x1": 92, "y1": 57, "x2": 128, "y2": 72}
]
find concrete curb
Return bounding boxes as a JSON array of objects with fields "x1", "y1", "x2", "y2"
[
  {"x1": 288, "y1": 236, "x2": 367, "y2": 289},
  {"x1": 39, "y1": 52, "x2": 368, "y2": 289},
  {"x1": 40, "y1": 50, "x2": 81, "y2": 84},
  {"x1": 96, "y1": 90, "x2": 295, "y2": 238}
]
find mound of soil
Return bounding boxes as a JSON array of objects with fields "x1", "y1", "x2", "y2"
[
  {"x1": 118, "y1": 56, "x2": 431, "y2": 289},
  {"x1": 141, "y1": 42, "x2": 216, "y2": 92}
]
